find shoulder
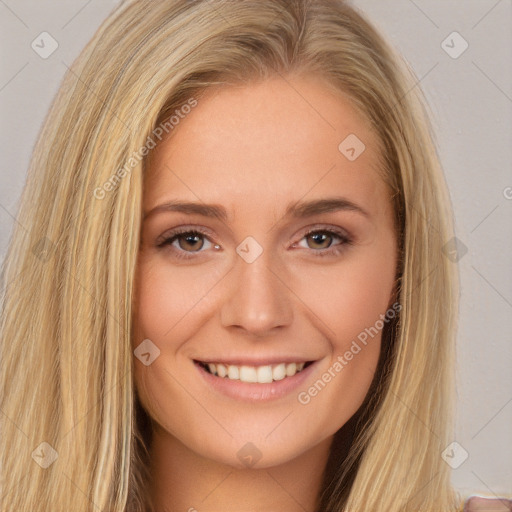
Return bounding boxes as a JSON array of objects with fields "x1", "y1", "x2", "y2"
[{"x1": 463, "y1": 496, "x2": 512, "y2": 511}]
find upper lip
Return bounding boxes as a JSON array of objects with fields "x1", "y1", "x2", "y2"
[{"x1": 193, "y1": 357, "x2": 316, "y2": 366}]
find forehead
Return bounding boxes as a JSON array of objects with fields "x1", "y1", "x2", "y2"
[{"x1": 144, "y1": 76, "x2": 388, "y2": 221}]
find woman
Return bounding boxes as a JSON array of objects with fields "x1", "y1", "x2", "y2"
[{"x1": 1, "y1": 1, "x2": 509, "y2": 511}]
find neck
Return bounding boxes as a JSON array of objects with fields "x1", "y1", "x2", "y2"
[{"x1": 148, "y1": 427, "x2": 339, "y2": 512}]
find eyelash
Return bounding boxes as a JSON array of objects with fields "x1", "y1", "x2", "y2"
[{"x1": 156, "y1": 226, "x2": 353, "y2": 261}]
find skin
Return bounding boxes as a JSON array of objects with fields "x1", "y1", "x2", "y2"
[{"x1": 132, "y1": 74, "x2": 398, "y2": 512}]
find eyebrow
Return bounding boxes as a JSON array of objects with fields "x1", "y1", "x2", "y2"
[{"x1": 143, "y1": 197, "x2": 370, "y2": 222}]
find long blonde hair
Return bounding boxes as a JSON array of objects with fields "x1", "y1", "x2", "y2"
[{"x1": 1, "y1": 1, "x2": 462, "y2": 510}]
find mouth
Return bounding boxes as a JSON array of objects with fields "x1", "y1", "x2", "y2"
[{"x1": 195, "y1": 360, "x2": 314, "y2": 383}]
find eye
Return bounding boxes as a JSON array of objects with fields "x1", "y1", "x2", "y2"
[
  {"x1": 156, "y1": 227, "x2": 216, "y2": 260},
  {"x1": 294, "y1": 227, "x2": 353, "y2": 257},
  {"x1": 156, "y1": 225, "x2": 353, "y2": 260}
]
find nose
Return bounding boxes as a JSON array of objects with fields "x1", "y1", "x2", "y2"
[{"x1": 219, "y1": 248, "x2": 293, "y2": 336}]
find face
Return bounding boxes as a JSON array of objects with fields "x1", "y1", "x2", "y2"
[{"x1": 132, "y1": 75, "x2": 398, "y2": 469}]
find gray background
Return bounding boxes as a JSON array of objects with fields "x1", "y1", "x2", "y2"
[{"x1": 1, "y1": 0, "x2": 511, "y2": 500}]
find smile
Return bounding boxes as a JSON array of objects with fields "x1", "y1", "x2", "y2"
[{"x1": 196, "y1": 361, "x2": 312, "y2": 383}]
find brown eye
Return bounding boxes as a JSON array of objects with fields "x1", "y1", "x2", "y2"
[
  {"x1": 176, "y1": 233, "x2": 204, "y2": 252},
  {"x1": 157, "y1": 228, "x2": 216, "y2": 260},
  {"x1": 294, "y1": 228, "x2": 353, "y2": 258},
  {"x1": 306, "y1": 232, "x2": 335, "y2": 249}
]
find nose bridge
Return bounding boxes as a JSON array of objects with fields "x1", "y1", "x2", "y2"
[{"x1": 219, "y1": 241, "x2": 293, "y2": 334}]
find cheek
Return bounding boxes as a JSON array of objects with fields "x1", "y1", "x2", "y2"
[
  {"x1": 131, "y1": 259, "x2": 214, "y2": 437},
  {"x1": 132, "y1": 256, "x2": 225, "y2": 345},
  {"x1": 290, "y1": 240, "x2": 395, "y2": 417},
  {"x1": 292, "y1": 243, "x2": 396, "y2": 351},
  {"x1": 131, "y1": 257, "x2": 229, "y2": 419}
]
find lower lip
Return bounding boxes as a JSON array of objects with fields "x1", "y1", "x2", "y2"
[{"x1": 194, "y1": 361, "x2": 318, "y2": 402}]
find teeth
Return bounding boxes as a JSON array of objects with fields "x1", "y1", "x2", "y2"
[
  {"x1": 256, "y1": 365, "x2": 273, "y2": 383},
  {"x1": 285, "y1": 362, "x2": 296, "y2": 376},
  {"x1": 203, "y1": 361, "x2": 308, "y2": 383},
  {"x1": 216, "y1": 364, "x2": 226, "y2": 377},
  {"x1": 227, "y1": 365, "x2": 239, "y2": 380},
  {"x1": 239, "y1": 365, "x2": 257, "y2": 383},
  {"x1": 272, "y1": 363, "x2": 286, "y2": 381}
]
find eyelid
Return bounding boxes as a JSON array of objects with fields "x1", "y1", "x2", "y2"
[
  {"x1": 294, "y1": 223, "x2": 351, "y2": 243},
  {"x1": 155, "y1": 224, "x2": 217, "y2": 246}
]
